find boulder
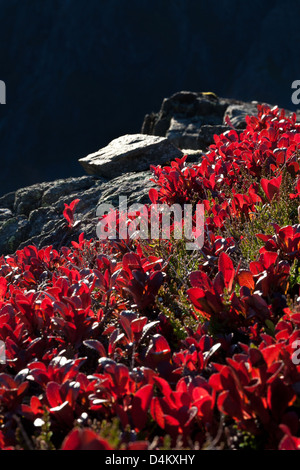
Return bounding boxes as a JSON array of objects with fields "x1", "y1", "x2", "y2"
[
  {"x1": 0, "y1": 171, "x2": 155, "y2": 255},
  {"x1": 78, "y1": 134, "x2": 183, "y2": 178}
]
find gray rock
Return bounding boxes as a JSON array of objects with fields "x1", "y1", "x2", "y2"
[
  {"x1": 167, "y1": 117, "x2": 201, "y2": 149},
  {"x1": 0, "y1": 170, "x2": 155, "y2": 255},
  {"x1": 0, "y1": 216, "x2": 29, "y2": 254},
  {"x1": 41, "y1": 176, "x2": 99, "y2": 206},
  {"x1": 78, "y1": 134, "x2": 183, "y2": 178},
  {"x1": 197, "y1": 125, "x2": 234, "y2": 150},
  {"x1": 159, "y1": 91, "x2": 227, "y2": 120},
  {"x1": 223, "y1": 103, "x2": 260, "y2": 128},
  {"x1": 141, "y1": 91, "x2": 234, "y2": 138},
  {"x1": 0, "y1": 192, "x2": 16, "y2": 211},
  {"x1": 14, "y1": 184, "x2": 49, "y2": 216},
  {"x1": 96, "y1": 171, "x2": 153, "y2": 208}
]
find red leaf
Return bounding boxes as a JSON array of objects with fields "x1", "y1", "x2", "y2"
[
  {"x1": 151, "y1": 397, "x2": 165, "y2": 429},
  {"x1": 63, "y1": 199, "x2": 80, "y2": 228},
  {"x1": 217, "y1": 390, "x2": 243, "y2": 420},
  {"x1": 46, "y1": 382, "x2": 62, "y2": 408},
  {"x1": 261, "y1": 251, "x2": 278, "y2": 269},
  {"x1": 119, "y1": 316, "x2": 134, "y2": 343},
  {"x1": 0, "y1": 278, "x2": 7, "y2": 301},
  {"x1": 153, "y1": 376, "x2": 173, "y2": 403},
  {"x1": 187, "y1": 287, "x2": 205, "y2": 310},
  {"x1": 190, "y1": 271, "x2": 211, "y2": 290},
  {"x1": 279, "y1": 425, "x2": 300, "y2": 450},
  {"x1": 122, "y1": 252, "x2": 141, "y2": 271},
  {"x1": 61, "y1": 428, "x2": 112, "y2": 450},
  {"x1": 149, "y1": 188, "x2": 158, "y2": 204}
]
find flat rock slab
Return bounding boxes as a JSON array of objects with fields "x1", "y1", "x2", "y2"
[{"x1": 78, "y1": 134, "x2": 183, "y2": 178}]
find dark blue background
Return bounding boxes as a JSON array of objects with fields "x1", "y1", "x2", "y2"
[{"x1": 0, "y1": 0, "x2": 299, "y2": 195}]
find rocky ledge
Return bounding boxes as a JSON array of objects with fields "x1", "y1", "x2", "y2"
[{"x1": 0, "y1": 91, "x2": 294, "y2": 255}]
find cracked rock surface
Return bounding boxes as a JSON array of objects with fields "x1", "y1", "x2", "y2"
[{"x1": 0, "y1": 172, "x2": 154, "y2": 255}]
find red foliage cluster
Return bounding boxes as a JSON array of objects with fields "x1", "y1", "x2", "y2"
[{"x1": 1, "y1": 104, "x2": 300, "y2": 449}]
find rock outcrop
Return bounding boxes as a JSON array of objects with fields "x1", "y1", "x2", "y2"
[
  {"x1": 78, "y1": 134, "x2": 183, "y2": 178},
  {"x1": 0, "y1": 172, "x2": 154, "y2": 255},
  {"x1": 0, "y1": 90, "x2": 297, "y2": 256},
  {"x1": 141, "y1": 91, "x2": 263, "y2": 150}
]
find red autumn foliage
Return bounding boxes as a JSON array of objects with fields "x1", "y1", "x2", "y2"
[{"x1": 1, "y1": 104, "x2": 300, "y2": 449}]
